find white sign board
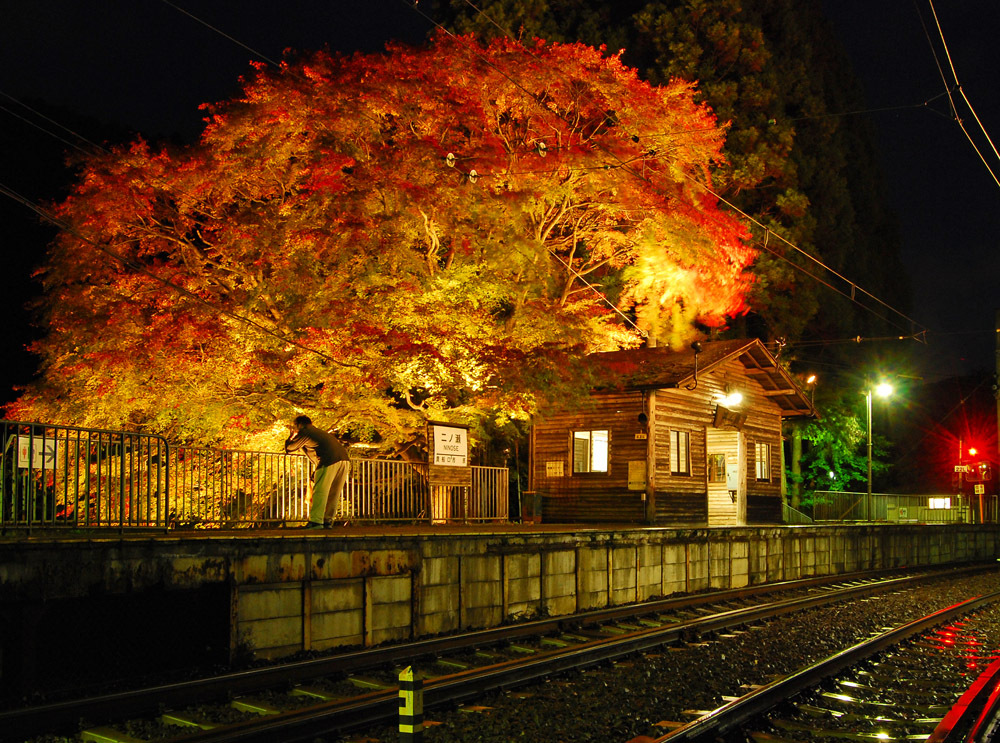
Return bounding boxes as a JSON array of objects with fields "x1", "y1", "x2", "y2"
[
  {"x1": 432, "y1": 425, "x2": 468, "y2": 467},
  {"x1": 975, "y1": 484, "x2": 986, "y2": 495},
  {"x1": 18, "y1": 436, "x2": 58, "y2": 469}
]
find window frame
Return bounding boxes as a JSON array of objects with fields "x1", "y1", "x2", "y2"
[
  {"x1": 755, "y1": 441, "x2": 771, "y2": 481},
  {"x1": 572, "y1": 429, "x2": 610, "y2": 474},
  {"x1": 669, "y1": 429, "x2": 691, "y2": 476}
]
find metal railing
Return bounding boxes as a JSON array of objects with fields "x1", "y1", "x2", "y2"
[
  {"x1": 170, "y1": 447, "x2": 313, "y2": 527},
  {"x1": 1, "y1": 421, "x2": 169, "y2": 530},
  {"x1": 343, "y1": 460, "x2": 509, "y2": 523},
  {"x1": 1, "y1": 420, "x2": 509, "y2": 530},
  {"x1": 809, "y1": 490, "x2": 997, "y2": 524},
  {"x1": 782, "y1": 502, "x2": 814, "y2": 525}
]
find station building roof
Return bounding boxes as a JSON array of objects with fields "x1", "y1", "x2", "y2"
[{"x1": 589, "y1": 338, "x2": 816, "y2": 418}]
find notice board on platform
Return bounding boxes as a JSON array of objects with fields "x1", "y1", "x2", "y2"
[{"x1": 428, "y1": 422, "x2": 472, "y2": 487}]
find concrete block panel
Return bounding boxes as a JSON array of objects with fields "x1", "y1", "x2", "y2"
[
  {"x1": 463, "y1": 605, "x2": 503, "y2": 629},
  {"x1": 638, "y1": 563, "x2": 661, "y2": 600},
  {"x1": 241, "y1": 615, "x2": 302, "y2": 653},
  {"x1": 370, "y1": 624, "x2": 411, "y2": 646},
  {"x1": 687, "y1": 542, "x2": 709, "y2": 592},
  {"x1": 421, "y1": 556, "x2": 459, "y2": 586},
  {"x1": 462, "y1": 555, "x2": 501, "y2": 583},
  {"x1": 238, "y1": 555, "x2": 270, "y2": 584},
  {"x1": 543, "y1": 549, "x2": 576, "y2": 576},
  {"x1": 278, "y1": 553, "x2": 308, "y2": 582},
  {"x1": 311, "y1": 609, "x2": 364, "y2": 647},
  {"x1": 577, "y1": 587, "x2": 608, "y2": 611},
  {"x1": 505, "y1": 553, "x2": 541, "y2": 579},
  {"x1": 709, "y1": 540, "x2": 731, "y2": 589},
  {"x1": 420, "y1": 583, "x2": 459, "y2": 616},
  {"x1": 542, "y1": 572, "x2": 575, "y2": 604},
  {"x1": 371, "y1": 601, "x2": 411, "y2": 634},
  {"x1": 311, "y1": 579, "x2": 363, "y2": 613},
  {"x1": 238, "y1": 585, "x2": 302, "y2": 622},
  {"x1": 543, "y1": 592, "x2": 576, "y2": 617},
  {"x1": 370, "y1": 574, "x2": 411, "y2": 605},
  {"x1": 350, "y1": 549, "x2": 418, "y2": 577},
  {"x1": 167, "y1": 557, "x2": 229, "y2": 589},
  {"x1": 507, "y1": 575, "x2": 541, "y2": 606},
  {"x1": 577, "y1": 550, "x2": 609, "y2": 595},
  {"x1": 462, "y1": 579, "x2": 501, "y2": 610},
  {"x1": 311, "y1": 551, "x2": 352, "y2": 581},
  {"x1": 419, "y1": 609, "x2": 460, "y2": 636}
]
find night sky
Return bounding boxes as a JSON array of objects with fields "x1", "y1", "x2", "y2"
[{"x1": 1, "y1": 0, "x2": 998, "y2": 409}]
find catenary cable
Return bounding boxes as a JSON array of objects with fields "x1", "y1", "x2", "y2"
[{"x1": 410, "y1": 0, "x2": 928, "y2": 340}]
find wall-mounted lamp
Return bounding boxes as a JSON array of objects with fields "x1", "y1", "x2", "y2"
[
  {"x1": 684, "y1": 341, "x2": 703, "y2": 390},
  {"x1": 714, "y1": 389, "x2": 743, "y2": 409}
]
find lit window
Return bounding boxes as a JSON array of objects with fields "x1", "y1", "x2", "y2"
[
  {"x1": 755, "y1": 442, "x2": 771, "y2": 481},
  {"x1": 573, "y1": 430, "x2": 608, "y2": 473},
  {"x1": 670, "y1": 430, "x2": 690, "y2": 475}
]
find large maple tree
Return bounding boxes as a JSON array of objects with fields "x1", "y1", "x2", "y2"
[{"x1": 11, "y1": 33, "x2": 753, "y2": 449}]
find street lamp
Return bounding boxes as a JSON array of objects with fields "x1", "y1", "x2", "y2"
[{"x1": 866, "y1": 382, "x2": 893, "y2": 502}]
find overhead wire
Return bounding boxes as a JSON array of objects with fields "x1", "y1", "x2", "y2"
[
  {"x1": 411, "y1": 0, "x2": 926, "y2": 339},
  {"x1": 0, "y1": 180, "x2": 355, "y2": 369},
  {"x1": 698, "y1": 182, "x2": 925, "y2": 337},
  {"x1": 0, "y1": 6, "x2": 397, "y2": 372},
  {"x1": 157, "y1": 0, "x2": 283, "y2": 68},
  {"x1": 0, "y1": 0, "x2": 946, "y2": 359},
  {"x1": 0, "y1": 91, "x2": 102, "y2": 156},
  {"x1": 920, "y1": 0, "x2": 1000, "y2": 189},
  {"x1": 787, "y1": 92, "x2": 953, "y2": 123}
]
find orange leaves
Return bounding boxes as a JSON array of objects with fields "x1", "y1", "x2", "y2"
[{"x1": 19, "y1": 31, "x2": 755, "y2": 446}]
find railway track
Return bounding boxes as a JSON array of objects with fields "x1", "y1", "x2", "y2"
[
  {"x1": 5, "y1": 565, "x2": 993, "y2": 743},
  {"x1": 654, "y1": 590, "x2": 1000, "y2": 742}
]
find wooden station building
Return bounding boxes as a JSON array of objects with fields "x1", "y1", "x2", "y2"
[{"x1": 529, "y1": 339, "x2": 816, "y2": 527}]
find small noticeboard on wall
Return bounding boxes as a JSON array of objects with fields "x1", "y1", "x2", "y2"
[{"x1": 428, "y1": 422, "x2": 472, "y2": 487}]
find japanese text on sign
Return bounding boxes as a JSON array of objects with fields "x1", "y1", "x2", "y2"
[{"x1": 432, "y1": 425, "x2": 468, "y2": 467}]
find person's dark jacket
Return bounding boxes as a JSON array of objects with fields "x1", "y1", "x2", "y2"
[{"x1": 284, "y1": 424, "x2": 349, "y2": 467}]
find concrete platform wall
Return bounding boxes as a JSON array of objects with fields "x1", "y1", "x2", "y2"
[{"x1": 1, "y1": 524, "x2": 997, "y2": 664}]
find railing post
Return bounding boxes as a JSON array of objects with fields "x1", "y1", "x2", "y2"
[
  {"x1": 119, "y1": 435, "x2": 126, "y2": 535},
  {"x1": 163, "y1": 438, "x2": 171, "y2": 533}
]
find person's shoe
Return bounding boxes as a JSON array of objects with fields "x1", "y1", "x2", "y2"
[
  {"x1": 323, "y1": 520, "x2": 333, "y2": 528},
  {"x1": 304, "y1": 521, "x2": 325, "y2": 529}
]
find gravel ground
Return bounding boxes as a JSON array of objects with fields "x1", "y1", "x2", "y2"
[{"x1": 342, "y1": 570, "x2": 1000, "y2": 743}]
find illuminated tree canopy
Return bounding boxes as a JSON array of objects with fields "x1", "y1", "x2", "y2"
[{"x1": 12, "y1": 33, "x2": 754, "y2": 449}]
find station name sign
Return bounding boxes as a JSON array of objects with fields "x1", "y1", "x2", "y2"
[
  {"x1": 427, "y1": 422, "x2": 472, "y2": 488},
  {"x1": 432, "y1": 424, "x2": 468, "y2": 467}
]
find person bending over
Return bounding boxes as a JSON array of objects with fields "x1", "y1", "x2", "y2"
[{"x1": 284, "y1": 415, "x2": 351, "y2": 528}]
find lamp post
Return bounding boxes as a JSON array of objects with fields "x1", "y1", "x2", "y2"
[{"x1": 866, "y1": 382, "x2": 893, "y2": 511}]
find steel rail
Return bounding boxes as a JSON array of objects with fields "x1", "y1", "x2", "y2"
[
  {"x1": 929, "y1": 656, "x2": 1000, "y2": 742},
  {"x1": 654, "y1": 590, "x2": 1000, "y2": 742},
  {"x1": 0, "y1": 565, "x2": 946, "y2": 741},
  {"x1": 1, "y1": 565, "x2": 987, "y2": 742},
  {"x1": 151, "y1": 570, "x2": 968, "y2": 743}
]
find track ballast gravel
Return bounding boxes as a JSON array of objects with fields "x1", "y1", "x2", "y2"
[{"x1": 345, "y1": 570, "x2": 1000, "y2": 743}]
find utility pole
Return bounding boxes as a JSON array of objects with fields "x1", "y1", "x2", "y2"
[{"x1": 995, "y1": 309, "x2": 1000, "y2": 520}]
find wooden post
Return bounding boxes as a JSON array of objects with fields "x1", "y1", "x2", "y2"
[{"x1": 645, "y1": 389, "x2": 657, "y2": 524}]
